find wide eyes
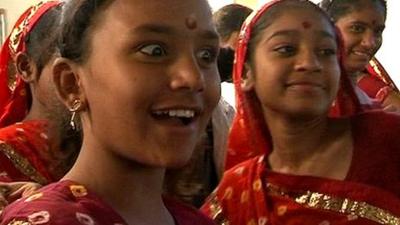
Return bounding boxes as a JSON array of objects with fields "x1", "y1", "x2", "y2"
[
  {"x1": 138, "y1": 44, "x2": 166, "y2": 57},
  {"x1": 197, "y1": 48, "x2": 218, "y2": 65},
  {"x1": 135, "y1": 43, "x2": 218, "y2": 67}
]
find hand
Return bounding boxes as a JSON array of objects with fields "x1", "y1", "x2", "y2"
[{"x1": 0, "y1": 182, "x2": 42, "y2": 211}]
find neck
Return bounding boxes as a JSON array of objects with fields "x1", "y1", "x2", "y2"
[
  {"x1": 348, "y1": 70, "x2": 365, "y2": 84},
  {"x1": 266, "y1": 113, "x2": 328, "y2": 166},
  {"x1": 63, "y1": 134, "x2": 174, "y2": 225},
  {"x1": 24, "y1": 96, "x2": 76, "y2": 180},
  {"x1": 264, "y1": 110, "x2": 352, "y2": 178}
]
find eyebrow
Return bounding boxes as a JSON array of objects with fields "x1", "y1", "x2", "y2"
[
  {"x1": 266, "y1": 29, "x2": 336, "y2": 41},
  {"x1": 132, "y1": 23, "x2": 219, "y2": 40},
  {"x1": 350, "y1": 21, "x2": 386, "y2": 30}
]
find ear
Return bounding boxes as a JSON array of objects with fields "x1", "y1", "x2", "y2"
[
  {"x1": 53, "y1": 57, "x2": 86, "y2": 110},
  {"x1": 15, "y1": 52, "x2": 38, "y2": 83},
  {"x1": 241, "y1": 63, "x2": 255, "y2": 92}
]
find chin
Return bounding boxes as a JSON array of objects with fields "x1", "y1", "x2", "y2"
[{"x1": 286, "y1": 106, "x2": 328, "y2": 120}]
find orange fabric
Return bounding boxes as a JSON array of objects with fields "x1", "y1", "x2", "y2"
[
  {"x1": 0, "y1": 1, "x2": 62, "y2": 128},
  {"x1": 224, "y1": 0, "x2": 361, "y2": 171}
]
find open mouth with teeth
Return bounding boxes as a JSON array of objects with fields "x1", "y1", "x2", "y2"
[{"x1": 152, "y1": 109, "x2": 197, "y2": 125}]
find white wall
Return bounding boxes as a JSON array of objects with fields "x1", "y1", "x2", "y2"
[
  {"x1": 208, "y1": 0, "x2": 234, "y2": 12},
  {"x1": 375, "y1": 0, "x2": 400, "y2": 87},
  {"x1": 0, "y1": 0, "x2": 40, "y2": 34}
]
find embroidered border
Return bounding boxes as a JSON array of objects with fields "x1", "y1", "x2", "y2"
[
  {"x1": 267, "y1": 183, "x2": 400, "y2": 225},
  {"x1": 208, "y1": 191, "x2": 230, "y2": 225},
  {"x1": 0, "y1": 142, "x2": 47, "y2": 184}
]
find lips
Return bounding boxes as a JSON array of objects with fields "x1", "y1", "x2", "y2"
[
  {"x1": 351, "y1": 49, "x2": 373, "y2": 60},
  {"x1": 286, "y1": 81, "x2": 324, "y2": 88},
  {"x1": 151, "y1": 107, "x2": 201, "y2": 125}
]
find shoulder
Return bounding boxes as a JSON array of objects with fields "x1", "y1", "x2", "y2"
[
  {"x1": 352, "y1": 111, "x2": 400, "y2": 132},
  {"x1": 0, "y1": 181, "x2": 112, "y2": 225},
  {"x1": 221, "y1": 156, "x2": 264, "y2": 185},
  {"x1": 212, "y1": 155, "x2": 265, "y2": 204},
  {"x1": 164, "y1": 197, "x2": 214, "y2": 225},
  {"x1": 201, "y1": 156, "x2": 266, "y2": 223},
  {"x1": 1, "y1": 182, "x2": 76, "y2": 224}
]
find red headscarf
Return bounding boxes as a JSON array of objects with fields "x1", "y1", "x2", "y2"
[
  {"x1": 366, "y1": 57, "x2": 399, "y2": 93},
  {"x1": 224, "y1": 0, "x2": 362, "y2": 170},
  {"x1": 0, "y1": 0, "x2": 62, "y2": 128}
]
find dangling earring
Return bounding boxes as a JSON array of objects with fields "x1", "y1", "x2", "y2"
[{"x1": 69, "y1": 99, "x2": 82, "y2": 130}]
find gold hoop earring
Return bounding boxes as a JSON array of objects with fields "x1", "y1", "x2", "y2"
[{"x1": 69, "y1": 99, "x2": 82, "y2": 130}]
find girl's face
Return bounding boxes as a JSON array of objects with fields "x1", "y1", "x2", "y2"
[
  {"x1": 78, "y1": 0, "x2": 220, "y2": 167},
  {"x1": 244, "y1": 7, "x2": 340, "y2": 119},
  {"x1": 335, "y1": 1, "x2": 385, "y2": 74}
]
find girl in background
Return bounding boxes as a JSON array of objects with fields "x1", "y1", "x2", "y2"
[{"x1": 202, "y1": 0, "x2": 400, "y2": 224}]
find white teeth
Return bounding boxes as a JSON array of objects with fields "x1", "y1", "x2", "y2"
[
  {"x1": 353, "y1": 51, "x2": 368, "y2": 57},
  {"x1": 154, "y1": 109, "x2": 195, "y2": 118}
]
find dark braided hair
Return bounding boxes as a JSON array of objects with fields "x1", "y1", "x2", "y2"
[{"x1": 319, "y1": 0, "x2": 387, "y2": 22}]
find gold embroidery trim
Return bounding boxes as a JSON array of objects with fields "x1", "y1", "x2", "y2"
[
  {"x1": 208, "y1": 191, "x2": 230, "y2": 225},
  {"x1": 8, "y1": 1, "x2": 45, "y2": 91},
  {"x1": 0, "y1": 142, "x2": 47, "y2": 184},
  {"x1": 9, "y1": 1, "x2": 45, "y2": 54},
  {"x1": 267, "y1": 183, "x2": 400, "y2": 225}
]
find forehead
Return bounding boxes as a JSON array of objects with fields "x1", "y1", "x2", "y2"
[
  {"x1": 337, "y1": 2, "x2": 385, "y2": 25},
  {"x1": 265, "y1": 8, "x2": 334, "y2": 36},
  {"x1": 100, "y1": 0, "x2": 214, "y2": 34}
]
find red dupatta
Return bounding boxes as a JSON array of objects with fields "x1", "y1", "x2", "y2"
[
  {"x1": 224, "y1": 0, "x2": 362, "y2": 170},
  {"x1": 0, "y1": 0, "x2": 62, "y2": 128},
  {"x1": 366, "y1": 58, "x2": 399, "y2": 93}
]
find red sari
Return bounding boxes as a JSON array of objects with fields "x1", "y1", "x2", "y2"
[
  {"x1": 359, "y1": 58, "x2": 399, "y2": 99},
  {"x1": 0, "y1": 180, "x2": 215, "y2": 225},
  {"x1": 202, "y1": 111, "x2": 400, "y2": 225},
  {"x1": 201, "y1": 1, "x2": 400, "y2": 224}
]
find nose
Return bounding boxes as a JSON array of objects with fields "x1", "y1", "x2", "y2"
[
  {"x1": 294, "y1": 49, "x2": 322, "y2": 73},
  {"x1": 361, "y1": 31, "x2": 378, "y2": 50},
  {"x1": 169, "y1": 55, "x2": 205, "y2": 92}
]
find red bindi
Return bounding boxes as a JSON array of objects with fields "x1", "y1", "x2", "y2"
[
  {"x1": 302, "y1": 21, "x2": 312, "y2": 29},
  {"x1": 185, "y1": 15, "x2": 198, "y2": 30}
]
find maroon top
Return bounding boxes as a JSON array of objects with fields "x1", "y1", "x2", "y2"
[{"x1": 0, "y1": 180, "x2": 215, "y2": 225}]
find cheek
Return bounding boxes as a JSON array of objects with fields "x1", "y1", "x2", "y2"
[
  {"x1": 326, "y1": 64, "x2": 341, "y2": 95},
  {"x1": 340, "y1": 34, "x2": 354, "y2": 52},
  {"x1": 205, "y1": 71, "x2": 222, "y2": 108},
  {"x1": 374, "y1": 38, "x2": 383, "y2": 52}
]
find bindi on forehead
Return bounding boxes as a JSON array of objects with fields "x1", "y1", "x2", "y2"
[
  {"x1": 185, "y1": 14, "x2": 198, "y2": 30},
  {"x1": 302, "y1": 21, "x2": 312, "y2": 29}
]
